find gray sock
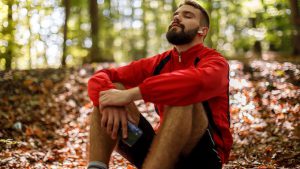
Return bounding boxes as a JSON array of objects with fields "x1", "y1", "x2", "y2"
[{"x1": 87, "y1": 161, "x2": 108, "y2": 169}]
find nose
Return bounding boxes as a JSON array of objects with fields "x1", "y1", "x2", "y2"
[
  {"x1": 173, "y1": 15, "x2": 180, "y2": 22},
  {"x1": 173, "y1": 14, "x2": 181, "y2": 23}
]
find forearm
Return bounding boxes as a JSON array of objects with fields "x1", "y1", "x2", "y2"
[
  {"x1": 88, "y1": 71, "x2": 116, "y2": 106},
  {"x1": 128, "y1": 87, "x2": 142, "y2": 101},
  {"x1": 99, "y1": 87, "x2": 142, "y2": 107}
]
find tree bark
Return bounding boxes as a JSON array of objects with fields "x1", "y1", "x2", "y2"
[
  {"x1": 172, "y1": 0, "x2": 177, "y2": 12},
  {"x1": 289, "y1": 0, "x2": 300, "y2": 55},
  {"x1": 88, "y1": 0, "x2": 102, "y2": 62},
  {"x1": 61, "y1": 0, "x2": 70, "y2": 67},
  {"x1": 141, "y1": 0, "x2": 148, "y2": 59},
  {"x1": 5, "y1": 0, "x2": 14, "y2": 70},
  {"x1": 250, "y1": 17, "x2": 262, "y2": 57},
  {"x1": 206, "y1": 0, "x2": 213, "y2": 48},
  {"x1": 26, "y1": 1, "x2": 32, "y2": 69}
]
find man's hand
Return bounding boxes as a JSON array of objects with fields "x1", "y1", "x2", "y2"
[
  {"x1": 100, "y1": 106, "x2": 130, "y2": 140},
  {"x1": 100, "y1": 89, "x2": 132, "y2": 106},
  {"x1": 99, "y1": 87, "x2": 142, "y2": 140},
  {"x1": 100, "y1": 87, "x2": 142, "y2": 107}
]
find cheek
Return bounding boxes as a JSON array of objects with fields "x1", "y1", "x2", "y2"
[{"x1": 184, "y1": 21, "x2": 200, "y2": 30}]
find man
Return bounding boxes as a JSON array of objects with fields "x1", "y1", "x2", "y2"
[{"x1": 87, "y1": 1, "x2": 232, "y2": 169}]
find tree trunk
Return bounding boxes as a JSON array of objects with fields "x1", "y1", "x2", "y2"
[
  {"x1": 250, "y1": 17, "x2": 262, "y2": 57},
  {"x1": 88, "y1": 0, "x2": 102, "y2": 62},
  {"x1": 141, "y1": 0, "x2": 148, "y2": 59},
  {"x1": 5, "y1": 0, "x2": 14, "y2": 70},
  {"x1": 26, "y1": 1, "x2": 32, "y2": 69},
  {"x1": 172, "y1": 0, "x2": 177, "y2": 12},
  {"x1": 61, "y1": 0, "x2": 70, "y2": 67},
  {"x1": 206, "y1": 0, "x2": 213, "y2": 48},
  {"x1": 289, "y1": 0, "x2": 300, "y2": 55}
]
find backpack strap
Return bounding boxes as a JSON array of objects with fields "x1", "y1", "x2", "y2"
[
  {"x1": 194, "y1": 57, "x2": 200, "y2": 67},
  {"x1": 203, "y1": 101, "x2": 223, "y2": 139},
  {"x1": 196, "y1": 56, "x2": 231, "y2": 152},
  {"x1": 153, "y1": 53, "x2": 171, "y2": 76},
  {"x1": 152, "y1": 53, "x2": 171, "y2": 115}
]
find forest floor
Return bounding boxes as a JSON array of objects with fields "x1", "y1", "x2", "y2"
[{"x1": 0, "y1": 60, "x2": 299, "y2": 169}]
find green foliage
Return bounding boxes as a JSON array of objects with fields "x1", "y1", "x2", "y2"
[{"x1": 0, "y1": 0, "x2": 296, "y2": 70}]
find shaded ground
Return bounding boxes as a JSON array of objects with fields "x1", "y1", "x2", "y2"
[{"x1": 0, "y1": 60, "x2": 299, "y2": 169}]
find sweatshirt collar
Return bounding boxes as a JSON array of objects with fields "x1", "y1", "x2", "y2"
[{"x1": 171, "y1": 43, "x2": 205, "y2": 63}]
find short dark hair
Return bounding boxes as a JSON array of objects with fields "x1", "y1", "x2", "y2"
[{"x1": 179, "y1": 0, "x2": 210, "y2": 28}]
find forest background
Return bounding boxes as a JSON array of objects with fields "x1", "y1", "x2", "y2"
[
  {"x1": 0, "y1": 0, "x2": 299, "y2": 168},
  {"x1": 1, "y1": 0, "x2": 300, "y2": 70}
]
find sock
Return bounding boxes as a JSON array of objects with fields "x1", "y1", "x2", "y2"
[{"x1": 87, "y1": 161, "x2": 108, "y2": 169}]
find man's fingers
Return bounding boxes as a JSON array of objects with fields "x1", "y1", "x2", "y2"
[
  {"x1": 111, "y1": 111, "x2": 120, "y2": 140},
  {"x1": 99, "y1": 105, "x2": 104, "y2": 112},
  {"x1": 101, "y1": 109, "x2": 108, "y2": 128},
  {"x1": 121, "y1": 111, "x2": 128, "y2": 139},
  {"x1": 106, "y1": 111, "x2": 114, "y2": 135},
  {"x1": 100, "y1": 91, "x2": 107, "y2": 96}
]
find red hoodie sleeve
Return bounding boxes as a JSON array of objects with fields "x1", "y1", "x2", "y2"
[
  {"x1": 139, "y1": 55, "x2": 229, "y2": 106},
  {"x1": 88, "y1": 55, "x2": 161, "y2": 106}
]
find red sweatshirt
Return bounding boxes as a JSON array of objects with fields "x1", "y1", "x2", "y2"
[{"x1": 87, "y1": 43, "x2": 233, "y2": 163}]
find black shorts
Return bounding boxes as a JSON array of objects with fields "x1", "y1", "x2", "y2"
[{"x1": 116, "y1": 115, "x2": 222, "y2": 169}]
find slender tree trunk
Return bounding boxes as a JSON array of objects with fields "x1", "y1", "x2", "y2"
[
  {"x1": 206, "y1": 0, "x2": 213, "y2": 48},
  {"x1": 102, "y1": 0, "x2": 114, "y2": 61},
  {"x1": 250, "y1": 17, "x2": 262, "y2": 57},
  {"x1": 289, "y1": 0, "x2": 300, "y2": 55},
  {"x1": 88, "y1": 0, "x2": 102, "y2": 62},
  {"x1": 77, "y1": 7, "x2": 83, "y2": 48},
  {"x1": 26, "y1": 1, "x2": 32, "y2": 69},
  {"x1": 172, "y1": 0, "x2": 177, "y2": 12},
  {"x1": 5, "y1": 0, "x2": 14, "y2": 70},
  {"x1": 62, "y1": 0, "x2": 70, "y2": 67},
  {"x1": 141, "y1": 0, "x2": 149, "y2": 59}
]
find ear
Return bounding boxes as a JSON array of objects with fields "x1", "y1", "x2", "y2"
[{"x1": 201, "y1": 27, "x2": 209, "y2": 36}]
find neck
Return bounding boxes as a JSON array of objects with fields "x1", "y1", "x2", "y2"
[{"x1": 174, "y1": 39, "x2": 203, "y2": 53}]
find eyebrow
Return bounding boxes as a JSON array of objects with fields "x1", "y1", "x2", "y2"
[{"x1": 173, "y1": 10, "x2": 196, "y2": 17}]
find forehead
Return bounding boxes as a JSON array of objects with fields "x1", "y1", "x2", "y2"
[{"x1": 175, "y1": 4, "x2": 201, "y2": 18}]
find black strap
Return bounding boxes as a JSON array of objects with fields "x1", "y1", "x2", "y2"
[
  {"x1": 194, "y1": 57, "x2": 200, "y2": 67},
  {"x1": 153, "y1": 54, "x2": 171, "y2": 75},
  {"x1": 227, "y1": 64, "x2": 231, "y2": 126},
  {"x1": 203, "y1": 101, "x2": 223, "y2": 139},
  {"x1": 152, "y1": 54, "x2": 171, "y2": 114},
  {"x1": 195, "y1": 56, "x2": 230, "y2": 127}
]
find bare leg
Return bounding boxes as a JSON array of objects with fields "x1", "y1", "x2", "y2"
[
  {"x1": 88, "y1": 83, "x2": 141, "y2": 164},
  {"x1": 142, "y1": 103, "x2": 208, "y2": 169},
  {"x1": 182, "y1": 103, "x2": 208, "y2": 155},
  {"x1": 89, "y1": 107, "x2": 116, "y2": 164}
]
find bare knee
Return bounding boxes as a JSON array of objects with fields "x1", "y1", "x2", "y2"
[
  {"x1": 164, "y1": 104, "x2": 207, "y2": 127},
  {"x1": 193, "y1": 103, "x2": 208, "y2": 129},
  {"x1": 164, "y1": 105, "x2": 193, "y2": 115},
  {"x1": 113, "y1": 82, "x2": 126, "y2": 90},
  {"x1": 162, "y1": 105, "x2": 194, "y2": 136},
  {"x1": 181, "y1": 103, "x2": 208, "y2": 155}
]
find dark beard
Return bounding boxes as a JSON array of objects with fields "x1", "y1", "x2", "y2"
[{"x1": 166, "y1": 26, "x2": 199, "y2": 45}]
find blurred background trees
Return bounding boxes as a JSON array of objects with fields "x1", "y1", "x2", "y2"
[{"x1": 0, "y1": 0, "x2": 298, "y2": 70}]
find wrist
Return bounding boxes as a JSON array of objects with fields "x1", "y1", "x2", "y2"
[{"x1": 128, "y1": 87, "x2": 142, "y2": 101}]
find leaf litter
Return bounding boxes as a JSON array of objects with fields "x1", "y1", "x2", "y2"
[{"x1": 0, "y1": 61, "x2": 299, "y2": 168}]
